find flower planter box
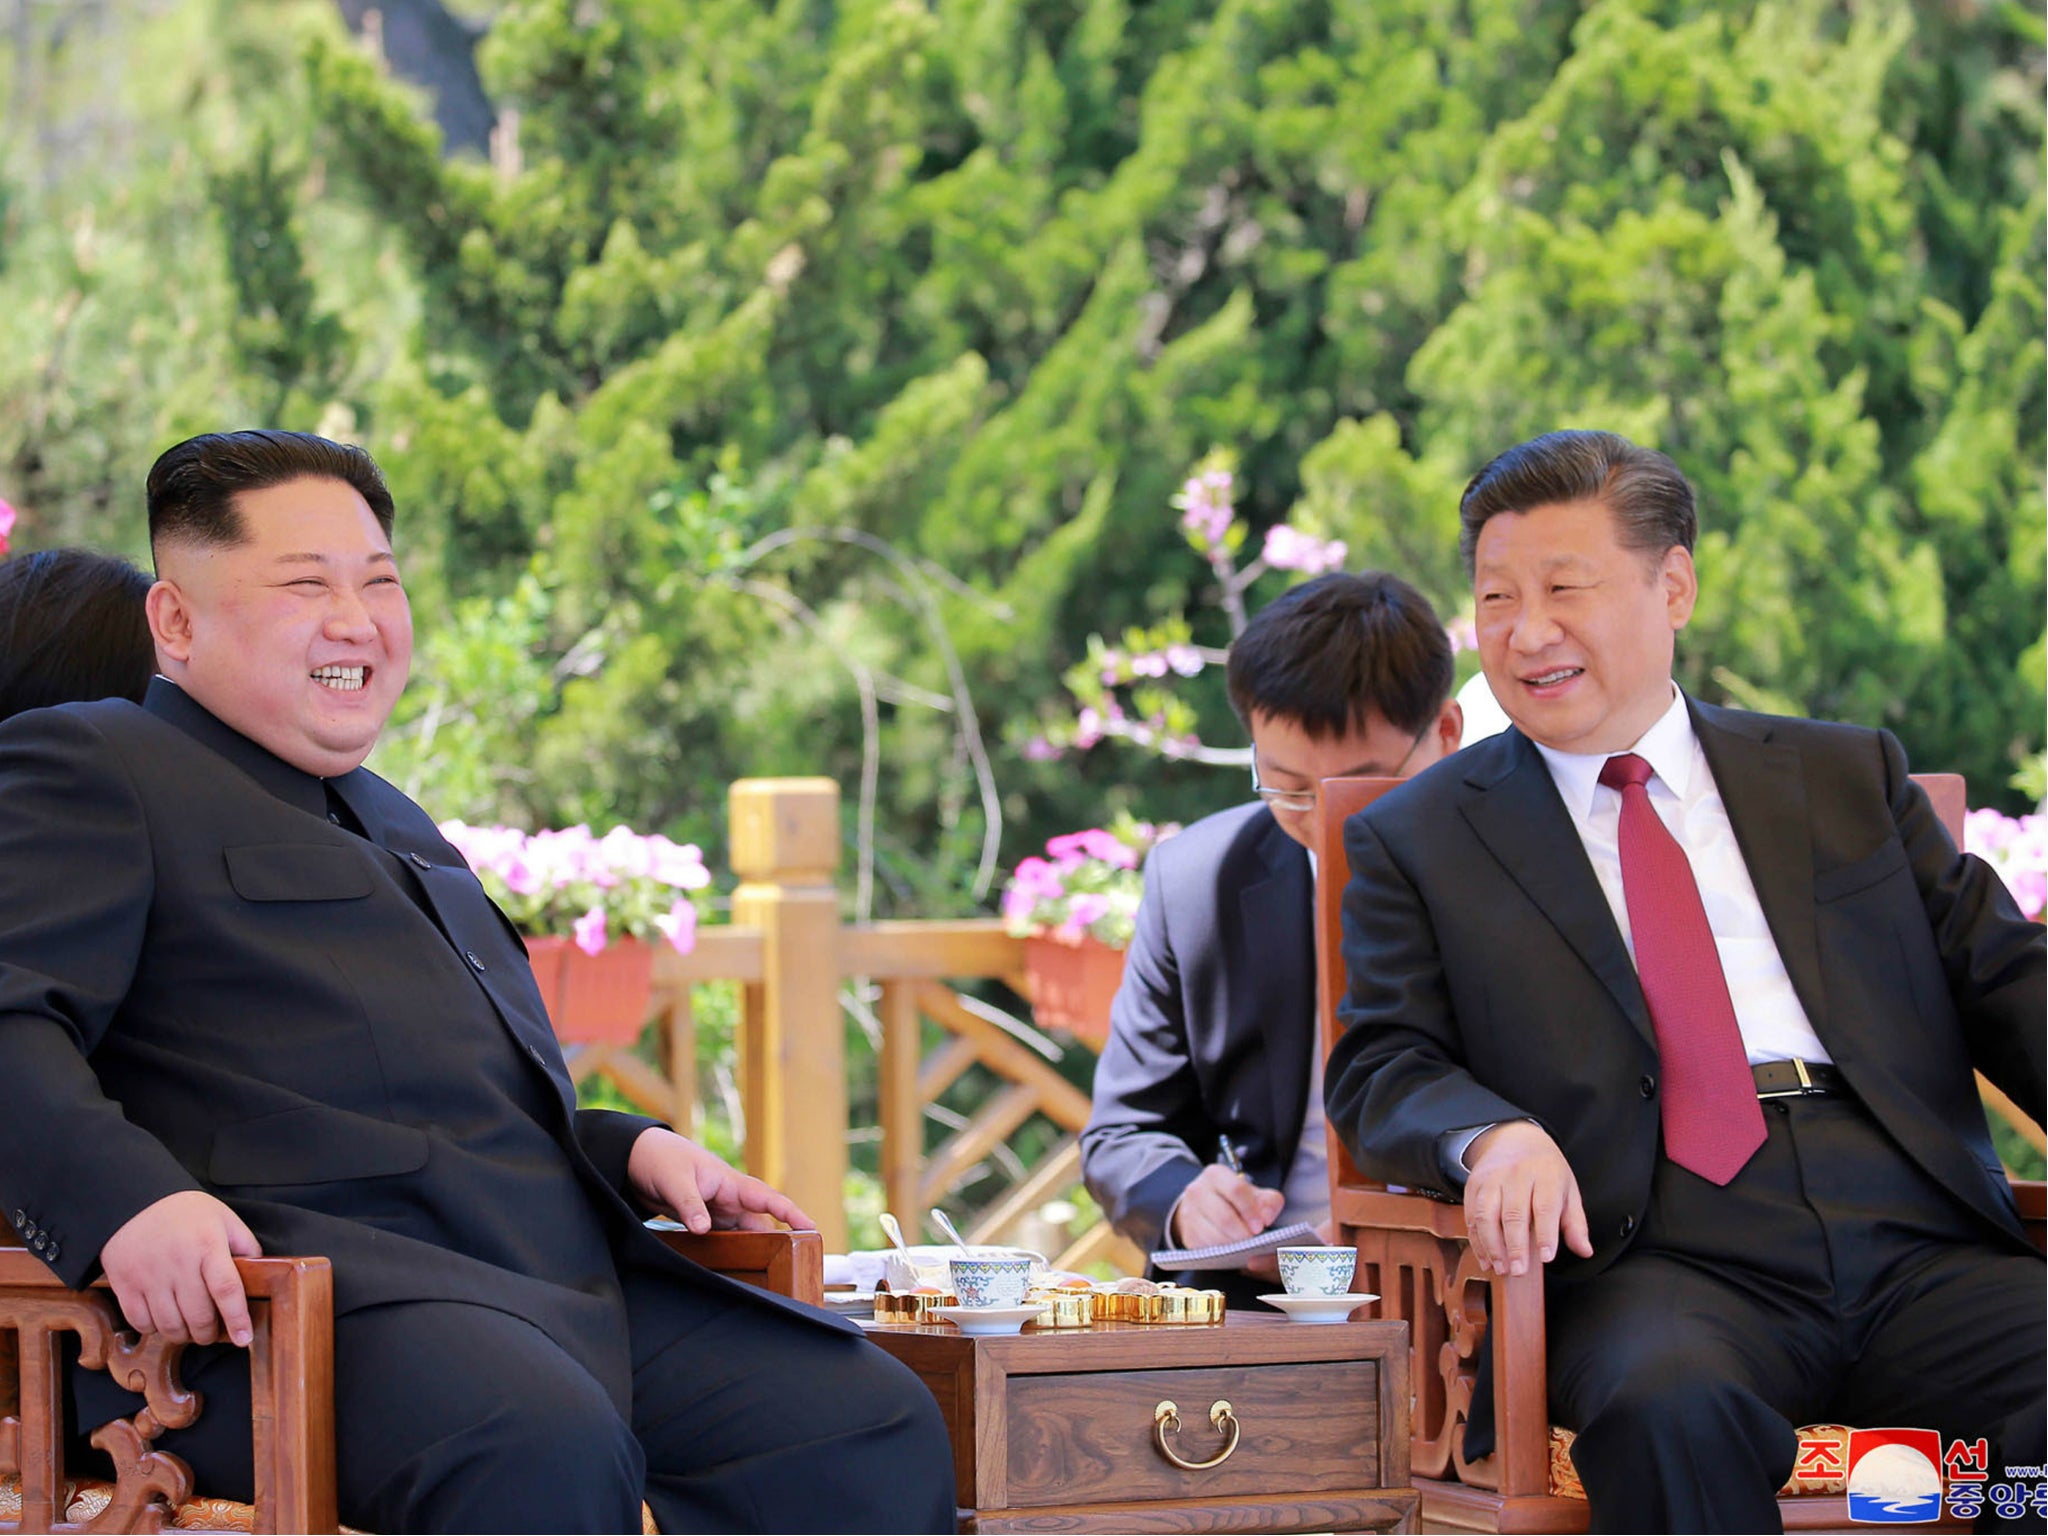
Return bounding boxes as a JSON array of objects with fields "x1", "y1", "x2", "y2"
[
  {"x1": 525, "y1": 934, "x2": 656, "y2": 1045},
  {"x1": 1022, "y1": 933, "x2": 1126, "y2": 1049}
]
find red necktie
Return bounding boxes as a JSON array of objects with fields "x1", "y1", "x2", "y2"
[{"x1": 1598, "y1": 753, "x2": 1766, "y2": 1185}]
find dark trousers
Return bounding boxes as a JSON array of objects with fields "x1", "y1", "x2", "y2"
[
  {"x1": 76, "y1": 1267, "x2": 955, "y2": 1534},
  {"x1": 1546, "y1": 1094, "x2": 2045, "y2": 1534}
]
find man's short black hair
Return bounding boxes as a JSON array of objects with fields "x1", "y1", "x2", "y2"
[
  {"x1": 1225, "y1": 571, "x2": 1453, "y2": 740},
  {"x1": 0, "y1": 547, "x2": 154, "y2": 722},
  {"x1": 146, "y1": 430, "x2": 395, "y2": 559},
  {"x1": 1458, "y1": 429, "x2": 1696, "y2": 575}
]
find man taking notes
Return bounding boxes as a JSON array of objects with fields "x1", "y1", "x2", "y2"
[
  {"x1": 1082, "y1": 571, "x2": 1462, "y2": 1308},
  {"x1": 0, "y1": 431, "x2": 953, "y2": 1534},
  {"x1": 1327, "y1": 430, "x2": 2043, "y2": 1531}
]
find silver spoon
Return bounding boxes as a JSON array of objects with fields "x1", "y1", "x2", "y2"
[
  {"x1": 878, "y1": 1212, "x2": 912, "y2": 1254},
  {"x1": 929, "y1": 1207, "x2": 971, "y2": 1253}
]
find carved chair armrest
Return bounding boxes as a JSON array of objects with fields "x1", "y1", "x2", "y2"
[
  {"x1": 0, "y1": 1248, "x2": 337, "y2": 1535},
  {"x1": 647, "y1": 1227, "x2": 825, "y2": 1305},
  {"x1": 1333, "y1": 1182, "x2": 1550, "y2": 1498}
]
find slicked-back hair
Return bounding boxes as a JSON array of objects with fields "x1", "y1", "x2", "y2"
[
  {"x1": 1458, "y1": 430, "x2": 1696, "y2": 575},
  {"x1": 1225, "y1": 571, "x2": 1453, "y2": 741},
  {"x1": 0, "y1": 548, "x2": 155, "y2": 722},
  {"x1": 146, "y1": 430, "x2": 394, "y2": 559}
]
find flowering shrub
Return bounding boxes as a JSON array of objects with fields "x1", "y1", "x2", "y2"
[
  {"x1": 1965, "y1": 809, "x2": 2046, "y2": 921},
  {"x1": 0, "y1": 498, "x2": 15, "y2": 558},
  {"x1": 1001, "y1": 816, "x2": 1180, "y2": 949},
  {"x1": 439, "y1": 821, "x2": 712, "y2": 956},
  {"x1": 1027, "y1": 452, "x2": 1363, "y2": 764}
]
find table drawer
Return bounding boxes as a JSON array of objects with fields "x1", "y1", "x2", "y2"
[{"x1": 1003, "y1": 1359, "x2": 1382, "y2": 1506}]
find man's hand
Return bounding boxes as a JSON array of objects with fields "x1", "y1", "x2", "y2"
[
  {"x1": 1461, "y1": 1121, "x2": 1593, "y2": 1276},
  {"x1": 626, "y1": 1127, "x2": 817, "y2": 1234},
  {"x1": 99, "y1": 1191, "x2": 262, "y2": 1347},
  {"x1": 1171, "y1": 1164, "x2": 1285, "y2": 1251}
]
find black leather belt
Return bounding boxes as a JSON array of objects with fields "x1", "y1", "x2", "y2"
[{"x1": 1752, "y1": 1059, "x2": 1845, "y2": 1098}]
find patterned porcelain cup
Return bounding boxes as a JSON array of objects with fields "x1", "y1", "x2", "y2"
[
  {"x1": 948, "y1": 1255, "x2": 1034, "y2": 1308},
  {"x1": 1278, "y1": 1245, "x2": 1358, "y2": 1297}
]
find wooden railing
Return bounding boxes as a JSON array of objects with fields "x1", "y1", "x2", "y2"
[{"x1": 559, "y1": 777, "x2": 1137, "y2": 1267}]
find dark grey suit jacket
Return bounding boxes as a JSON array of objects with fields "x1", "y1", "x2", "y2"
[
  {"x1": 1081, "y1": 803, "x2": 1317, "y2": 1265},
  {"x1": 0, "y1": 680, "x2": 842, "y2": 1414},
  {"x1": 1327, "y1": 698, "x2": 2044, "y2": 1280}
]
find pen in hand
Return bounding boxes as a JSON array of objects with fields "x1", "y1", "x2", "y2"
[{"x1": 1216, "y1": 1135, "x2": 1245, "y2": 1175}]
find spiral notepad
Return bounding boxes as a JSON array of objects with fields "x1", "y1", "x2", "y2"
[{"x1": 1148, "y1": 1220, "x2": 1323, "y2": 1271}]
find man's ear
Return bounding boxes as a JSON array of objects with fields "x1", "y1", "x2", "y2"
[
  {"x1": 1437, "y1": 698, "x2": 1466, "y2": 755},
  {"x1": 1661, "y1": 544, "x2": 1698, "y2": 630},
  {"x1": 146, "y1": 579, "x2": 194, "y2": 665}
]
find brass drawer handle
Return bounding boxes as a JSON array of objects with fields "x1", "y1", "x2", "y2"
[{"x1": 1152, "y1": 1398, "x2": 1239, "y2": 1470}]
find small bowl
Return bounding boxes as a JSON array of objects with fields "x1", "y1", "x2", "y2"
[
  {"x1": 1278, "y1": 1245, "x2": 1358, "y2": 1298},
  {"x1": 949, "y1": 1255, "x2": 1035, "y2": 1308}
]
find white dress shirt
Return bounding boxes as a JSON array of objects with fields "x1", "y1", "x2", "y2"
[
  {"x1": 1446, "y1": 687, "x2": 1828, "y2": 1177},
  {"x1": 1529, "y1": 686, "x2": 1830, "y2": 1066}
]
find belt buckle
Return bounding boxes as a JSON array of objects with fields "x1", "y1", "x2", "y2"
[{"x1": 1758, "y1": 1060, "x2": 1817, "y2": 1100}]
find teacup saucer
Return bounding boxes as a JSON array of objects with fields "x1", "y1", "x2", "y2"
[
  {"x1": 931, "y1": 1303, "x2": 1044, "y2": 1336},
  {"x1": 1257, "y1": 1292, "x2": 1378, "y2": 1325}
]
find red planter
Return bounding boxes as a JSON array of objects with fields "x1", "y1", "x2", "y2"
[
  {"x1": 524, "y1": 935, "x2": 656, "y2": 1044},
  {"x1": 1022, "y1": 934, "x2": 1127, "y2": 1049}
]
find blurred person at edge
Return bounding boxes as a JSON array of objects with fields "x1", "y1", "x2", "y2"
[{"x1": 0, "y1": 547, "x2": 153, "y2": 721}]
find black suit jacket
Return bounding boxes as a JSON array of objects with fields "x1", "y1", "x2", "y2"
[
  {"x1": 1081, "y1": 803, "x2": 1317, "y2": 1267},
  {"x1": 1327, "y1": 698, "x2": 2044, "y2": 1280},
  {"x1": 0, "y1": 681, "x2": 842, "y2": 1411}
]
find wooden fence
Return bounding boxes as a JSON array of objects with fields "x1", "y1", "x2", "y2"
[{"x1": 557, "y1": 776, "x2": 1140, "y2": 1269}]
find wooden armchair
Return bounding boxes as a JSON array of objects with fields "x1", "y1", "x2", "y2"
[
  {"x1": 1313, "y1": 772, "x2": 2046, "y2": 1534},
  {"x1": 0, "y1": 1228, "x2": 824, "y2": 1534}
]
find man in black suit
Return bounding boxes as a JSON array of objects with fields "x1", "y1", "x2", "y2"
[
  {"x1": 0, "y1": 431, "x2": 952, "y2": 1534},
  {"x1": 1082, "y1": 572, "x2": 1462, "y2": 1308},
  {"x1": 1327, "y1": 430, "x2": 2044, "y2": 1531}
]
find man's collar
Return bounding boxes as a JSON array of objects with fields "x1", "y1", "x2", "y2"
[
  {"x1": 143, "y1": 676, "x2": 332, "y2": 820},
  {"x1": 1530, "y1": 684, "x2": 1694, "y2": 818}
]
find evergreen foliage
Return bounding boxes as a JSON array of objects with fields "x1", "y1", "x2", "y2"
[{"x1": 1, "y1": 0, "x2": 2040, "y2": 907}]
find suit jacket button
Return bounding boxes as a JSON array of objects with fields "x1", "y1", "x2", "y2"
[
  {"x1": 1639, "y1": 1075, "x2": 1656, "y2": 1098},
  {"x1": 409, "y1": 852, "x2": 432, "y2": 870},
  {"x1": 43, "y1": 1242, "x2": 57, "y2": 1263},
  {"x1": 465, "y1": 951, "x2": 486, "y2": 971},
  {"x1": 10, "y1": 1210, "x2": 22, "y2": 1228},
  {"x1": 1619, "y1": 1214, "x2": 1637, "y2": 1238}
]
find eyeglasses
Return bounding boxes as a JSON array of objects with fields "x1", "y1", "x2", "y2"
[{"x1": 1250, "y1": 728, "x2": 1430, "y2": 814}]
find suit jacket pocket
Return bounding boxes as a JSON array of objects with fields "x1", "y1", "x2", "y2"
[
  {"x1": 224, "y1": 844, "x2": 373, "y2": 902},
  {"x1": 1813, "y1": 838, "x2": 1909, "y2": 903},
  {"x1": 209, "y1": 1106, "x2": 430, "y2": 1186}
]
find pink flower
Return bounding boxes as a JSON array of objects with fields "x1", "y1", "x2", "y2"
[
  {"x1": 0, "y1": 497, "x2": 14, "y2": 557},
  {"x1": 1446, "y1": 617, "x2": 1478, "y2": 655},
  {"x1": 1074, "y1": 708, "x2": 1104, "y2": 749},
  {"x1": 1067, "y1": 893, "x2": 1112, "y2": 930},
  {"x1": 572, "y1": 905, "x2": 609, "y2": 956},
  {"x1": 1164, "y1": 644, "x2": 1203, "y2": 677},
  {"x1": 655, "y1": 897, "x2": 698, "y2": 955},
  {"x1": 597, "y1": 825, "x2": 654, "y2": 881},
  {"x1": 1132, "y1": 652, "x2": 1169, "y2": 678},
  {"x1": 1023, "y1": 736, "x2": 1063, "y2": 762},
  {"x1": 647, "y1": 835, "x2": 711, "y2": 890},
  {"x1": 1262, "y1": 524, "x2": 1347, "y2": 575}
]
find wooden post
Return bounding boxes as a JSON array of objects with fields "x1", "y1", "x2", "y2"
[{"x1": 729, "y1": 778, "x2": 848, "y2": 1251}]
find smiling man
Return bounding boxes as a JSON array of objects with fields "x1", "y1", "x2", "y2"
[
  {"x1": 0, "y1": 431, "x2": 952, "y2": 1534},
  {"x1": 1082, "y1": 571, "x2": 1461, "y2": 1308},
  {"x1": 1325, "y1": 430, "x2": 2044, "y2": 1531}
]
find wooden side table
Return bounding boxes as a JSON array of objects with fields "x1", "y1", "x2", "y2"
[{"x1": 867, "y1": 1312, "x2": 1416, "y2": 1533}]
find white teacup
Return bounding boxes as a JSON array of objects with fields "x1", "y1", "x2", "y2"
[
  {"x1": 1278, "y1": 1245, "x2": 1358, "y2": 1297},
  {"x1": 949, "y1": 1255, "x2": 1034, "y2": 1308}
]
